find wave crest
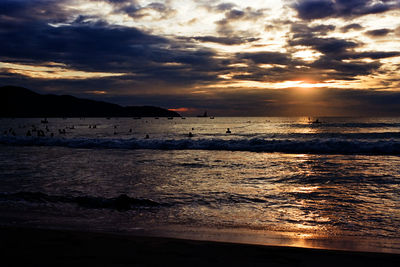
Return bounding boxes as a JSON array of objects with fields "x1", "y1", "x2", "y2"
[{"x1": 1, "y1": 136, "x2": 400, "y2": 155}]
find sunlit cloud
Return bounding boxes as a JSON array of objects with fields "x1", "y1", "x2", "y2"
[
  {"x1": 292, "y1": 49, "x2": 323, "y2": 62},
  {"x1": 168, "y1": 107, "x2": 189, "y2": 112},
  {"x1": 0, "y1": 62, "x2": 125, "y2": 80},
  {"x1": 85, "y1": 90, "x2": 107, "y2": 94}
]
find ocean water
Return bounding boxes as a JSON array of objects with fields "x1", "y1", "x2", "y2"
[{"x1": 0, "y1": 117, "x2": 400, "y2": 253}]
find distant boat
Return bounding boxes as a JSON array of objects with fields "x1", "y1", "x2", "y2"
[
  {"x1": 311, "y1": 119, "x2": 321, "y2": 124},
  {"x1": 133, "y1": 117, "x2": 142, "y2": 120},
  {"x1": 181, "y1": 117, "x2": 186, "y2": 119},
  {"x1": 210, "y1": 116, "x2": 214, "y2": 119},
  {"x1": 41, "y1": 118, "x2": 48, "y2": 124},
  {"x1": 168, "y1": 117, "x2": 173, "y2": 120},
  {"x1": 155, "y1": 117, "x2": 159, "y2": 119}
]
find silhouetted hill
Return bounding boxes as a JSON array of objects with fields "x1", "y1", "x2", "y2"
[{"x1": 0, "y1": 86, "x2": 180, "y2": 117}]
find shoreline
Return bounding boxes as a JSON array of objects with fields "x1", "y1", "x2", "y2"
[{"x1": 1, "y1": 226, "x2": 399, "y2": 267}]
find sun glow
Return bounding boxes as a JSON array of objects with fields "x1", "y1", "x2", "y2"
[
  {"x1": 275, "y1": 80, "x2": 327, "y2": 89},
  {"x1": 203, "y1": 79, "x2": 339, "y2": 90}
]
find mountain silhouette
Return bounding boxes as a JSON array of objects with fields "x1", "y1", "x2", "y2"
[{"x1": 0, "y1": 86, "x2": 180, "y2": 117}]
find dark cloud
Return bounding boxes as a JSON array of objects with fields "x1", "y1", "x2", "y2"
[
  {"x1": 0, "y1": 21, "x2": 166, "y2": 70},
  {"x1": 225, "y1": 9, "x2": 245, "y2": 19},
  {"x1": 289, "y1": 23, "x2": 399, "y2": 61},
  {"x1": 228, "y1": 19, "x2": 400, "y2": 84},
  {"x1": 290, "y1": 36, "x2": 359, "y2": 54},
  {"x1": 0, "y1": 0, "x2": 228, "y2": 93},
  {"x1": 139, "y1": 2, "x2": 176, "y2": 19},
  {"x1": 291, "y1": 23, "x2": 336, "y2": 39},
  {"x1": 100, "y1": 0, "x2": 175, "y2": 20},
  {"x1": 264, "y1": 19, "x2": 293, "y2": 32},
  {"x1": 215, "y1": 3, "x2": 236, "y2": 11},
  {"x1": 285, "y1": 22, "x2": 400, "y2": 82},
  {"x1": 341, "y1": 51, "x2": 400, "y2": 60},
  {"x1": 310, "y1": 24, "x2": 336, "y2": 33},
  {"x1": 238, "y1": 52, "x2": 292, "y2": 65},
  {"x1": 215, "y1": 7, "x2": 266, "y2": 35},
  {"x1": 294, "y1": 0, "x2": 336, "y2": 20},
  {"x1": 365, "y1": 28, "x2": 393, "y2": 37},
  {"x1": 104, "y1": 0, "x2": 134, "y2": 3},
  {"x1": 228, "y1": 51, "x2": 327, "y2": 84},
  {"x1": 117, "y1": 4, "x2": 140, "y2": 17},
  {"x1": 311, "y1": 58, "x2": 381, "y2": 79},
  {"x1": 341, "y1": 23, "x2": 364, "y2": 32},
  {"x1": 294, "y1": 0, "x2": 399, "y2": 20},
  {"x1": 0, "y1": 0, "x2": 69, "y2": 24}
]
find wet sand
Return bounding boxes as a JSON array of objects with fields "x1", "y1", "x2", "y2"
[{"x1": 1, "y1": 226, "x2": 399, "y2": 267}]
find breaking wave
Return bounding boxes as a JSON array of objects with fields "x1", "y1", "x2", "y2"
[{"x1": 1, "y1": 136, "x2": 400, "y2": 155}]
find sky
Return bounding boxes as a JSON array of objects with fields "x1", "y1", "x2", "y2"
[{"x1": 1, "y1": 0, "x2": 400, "y2": 116}]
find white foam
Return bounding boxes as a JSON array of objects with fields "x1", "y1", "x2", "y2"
[{"x1": 1, "y1": 136, "x2": 400, "y2": 155}]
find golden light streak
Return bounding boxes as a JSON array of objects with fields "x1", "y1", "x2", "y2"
[
  {"x1": 0, "y1": 62, "x2": 125, "y2": 80},
  {"x1": 202, "y1": 80, "x2": 345, "y2": 90},
  {"x1": 258, "y1": 64, "x2": 287, "y2": 69},
  {"x1": 162, "y1": 62, "x2": 185, "y2": 66},
  {"x1": 227, "y1": 63, "x2": 249, "y2": 68},
  {"x1": 85, "y1": 90, "x2": 107, "y2": 94}
]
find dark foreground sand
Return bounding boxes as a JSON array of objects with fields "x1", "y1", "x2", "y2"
[{"x1": 1, "y1": 227, "x2": 399, "y2": 267}]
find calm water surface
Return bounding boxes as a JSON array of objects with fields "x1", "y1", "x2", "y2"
[{"x1": 0, "y1": 117, "x2": 399, "y2": 253}]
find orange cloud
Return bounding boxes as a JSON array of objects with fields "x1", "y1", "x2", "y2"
[{"x1": 168, "y1": 107, "x2": 189, "y2": 112}]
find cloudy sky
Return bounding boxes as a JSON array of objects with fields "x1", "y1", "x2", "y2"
[{"x1": 1, "y1": 0, "x2": 400, "y2": 116}]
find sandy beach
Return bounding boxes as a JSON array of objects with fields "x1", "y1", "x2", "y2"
[{"x1": 1, "y1": 226, "x2": 399, "y2": 267}]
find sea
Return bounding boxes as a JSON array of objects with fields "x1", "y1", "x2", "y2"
[{"x1": 0, "y1": 117, "x2": 399, "y2": 253}]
